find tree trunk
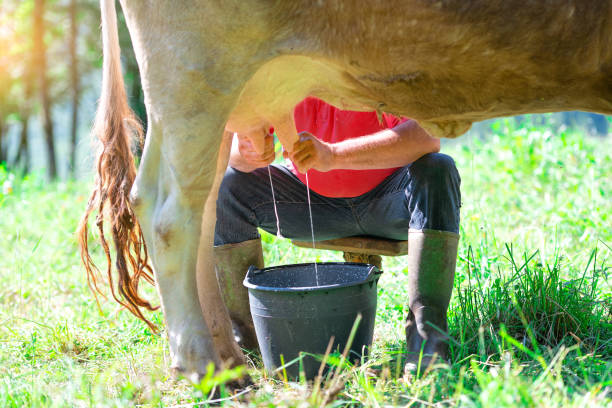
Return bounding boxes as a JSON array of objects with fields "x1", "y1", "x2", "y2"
[
  {"x1": 0, "y1": 121, "x2": 5, "y2": 165},
  {"x1": 17, "y1": 38, "x2": 34, "y2": 173},
  {"x1": 34, "y1": 0, "x2": 57, "y2": 179},
  {"x1": 69, "y1": 0, "x2": 80, "y2": 177},
  {"x1": 128, "y1": 61, "x2": 146, "y2": 128},
  {"x1": 16, "y1": 116, "x2": 30, "y2": 172},
  {"x1": 128, "y1": 61, "x2": 145, "y2": 158}
]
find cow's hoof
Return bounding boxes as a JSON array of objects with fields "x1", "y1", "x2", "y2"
[
  {"x1": 403, "y1": 353, "x2": 449, "y2": 378},
  {"x1": 168, "y1": 326, "x2": 221, "y2": 383},
  {"x1": 170, "y1": 365, "x2": 205, "y2": 384},
  {"x1": 232, "y1": 320, "x2": 260, "y2": 352},
  {"x1": 171, "y1": 365, "x2": 252, "y2": 391},
  {"x1": 226, "y1": 372, "x2": 254, "y2": 392},
  {"x1": 216, "y1": 331, "x2": 247, "y2": 368}
]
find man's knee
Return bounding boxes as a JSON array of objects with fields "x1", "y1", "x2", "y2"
[
  {"x1": 405, "y1": 154, "x2": 461, "y2": 233},
  {"x1": 412, "y1": 153, "x2": 457, "y2": 174},
  {"x1": 410, "y1": 153, "x2": 460, "y2": 186}
]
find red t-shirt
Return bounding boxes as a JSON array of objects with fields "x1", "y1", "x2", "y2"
[{"x1": 289, "y1": 97, "x2": 404, "y2": 198}]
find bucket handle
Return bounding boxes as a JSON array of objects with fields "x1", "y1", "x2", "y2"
[{"x1": 365, "y1": 264, "x2": 383, "y2": 282}]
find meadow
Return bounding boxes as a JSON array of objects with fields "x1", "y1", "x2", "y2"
[{"x1": 0, "y1": 117, "x2": 610, "y2": 407}]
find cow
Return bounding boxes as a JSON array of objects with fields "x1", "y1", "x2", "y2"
[{"x1": 78, "y1": 0, "x2": 612, "y2": 381}]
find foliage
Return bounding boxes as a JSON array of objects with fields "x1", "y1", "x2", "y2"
[
  {"x1": 0, "y1": 0, "x2": 146, "y2": 176},
  {"x1": 1, "y1": 0, "x2": 99, "y2": 115}
]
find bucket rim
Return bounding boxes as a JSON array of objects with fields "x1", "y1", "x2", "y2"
[{"x1": 243, "y1": 262, "x2": 382, "y2": 292}]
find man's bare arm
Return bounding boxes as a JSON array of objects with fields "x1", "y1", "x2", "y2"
[
  {"x1": 228, "y1": 132, "x2": 275, "y2": 173},
  {"x1": 286, "y1": 119, "x2": 440, "y2": 173}
]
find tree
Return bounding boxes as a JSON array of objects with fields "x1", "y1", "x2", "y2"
[
  {"x1": 33, "y1": 0, "x2": 57, "y2": 179},
  {"x1": 15, "y1": 62, "x2": 33, "y2": 172},
  {"x1": 0, "y1": 70, "x2": 9, "y2": 165},
  {"x1": 117, "y1": 8, "x2": 147, "y2": 134},
  {"x1": 68, "y1": 0, "x2": 80, "y2": 177}
]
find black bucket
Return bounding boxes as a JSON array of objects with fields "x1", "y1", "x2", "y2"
[{"x1": 244, "y1": 262, "x2": 382, "y2": 379}]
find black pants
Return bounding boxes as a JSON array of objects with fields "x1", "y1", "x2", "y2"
[{"x1": 215, "y1": 153, "x2": 461, "y2": 246}]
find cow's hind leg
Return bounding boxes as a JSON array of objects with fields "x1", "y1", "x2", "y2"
[
  {"x1": 131, "y1": 114, "x2": 242, "y2": 380},
  {"x1": 197, "y1": 131, "x2": 246, "y2": 365}
]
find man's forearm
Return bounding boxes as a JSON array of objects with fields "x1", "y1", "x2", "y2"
[
  {"x1": 228, "y1": 130, "x2": 277, "y2": 172},
  {"x1": 228, "y1": 134, "x2": 259, "y2": 172},
  {"x1": 330, "y1": 120, "x2": 440, "y2": 170}
]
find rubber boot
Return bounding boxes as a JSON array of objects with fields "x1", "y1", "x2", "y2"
[
  {"x1": 405, "y1": 229, "x2": 459, "y2": 373},
  {"x1": 214, "y1": 238, "x2": 264, "y2": 351}
]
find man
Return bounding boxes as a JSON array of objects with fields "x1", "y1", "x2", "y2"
[{"x1": 214, "y1": 97, "x2": 461, "y2": 370}]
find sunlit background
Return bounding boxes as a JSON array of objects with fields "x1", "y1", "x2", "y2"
[{"x1": 0, "y1": 0, "x2": 144, "y2": 180}]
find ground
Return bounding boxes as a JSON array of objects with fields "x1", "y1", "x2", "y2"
[{"x1": 0, "y1": 116, "x2": 610, "y2": 407}]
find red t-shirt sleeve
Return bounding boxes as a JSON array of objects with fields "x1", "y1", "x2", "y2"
[{"x1": 382, "y1": 112, "x2": 409, "y2": 129}]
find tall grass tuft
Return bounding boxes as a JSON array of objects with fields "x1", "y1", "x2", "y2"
[{"x1": 451, "y1": 244, "x2": 611, "y2": 363}]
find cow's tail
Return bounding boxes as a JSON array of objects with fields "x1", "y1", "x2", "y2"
[{"x1": 77, "y1": 0, "x2": 158, "y2": 331}]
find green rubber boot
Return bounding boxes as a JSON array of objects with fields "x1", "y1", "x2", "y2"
[
  {"x1": 405, "y1": 229, "x2": 459, "y2": 373},
  {"x1": 214, "y1": 239, "x2": 263, "y2": 351}
]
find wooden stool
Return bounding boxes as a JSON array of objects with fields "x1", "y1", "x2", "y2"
[{"x1": 292, "y1": 236, "x2": 408, "y2": 270}]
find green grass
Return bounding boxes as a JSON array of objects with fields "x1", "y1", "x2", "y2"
[{"x1": 0, "y1": 116, "x2": 611, "y2": 407}]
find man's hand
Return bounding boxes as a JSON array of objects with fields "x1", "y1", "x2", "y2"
[
  {"x1": 237, "y1": 133, "x2": 275, "y2": 167},
  {"x1": 229, "y1": 131, "x2": 275, "y2": 172},
  {"x1": 284, "y1": 132, "x2": 336, "y2": 173}
]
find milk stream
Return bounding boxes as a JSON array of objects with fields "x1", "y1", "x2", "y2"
[
  {"x1": 267, "y1": 165, "x2": 283, "y2": 238},
  {"x1": 305, "y1": 171, "x2": 320, "y2": 286},
  {"x1": 263, "y1": 129, "x2": 319, "y2": 286}
]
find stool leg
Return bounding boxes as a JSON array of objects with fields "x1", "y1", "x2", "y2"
[
  {"x1": 343, "y1": 252, "x2": 383, "y2": 270},
  {"x1": 368, "y1": 255, "x2": 383, "y2": 270}
]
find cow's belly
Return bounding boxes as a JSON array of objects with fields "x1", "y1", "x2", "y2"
[{"x1": 226, "y1": 52, "x2": 475, "y2": 144}]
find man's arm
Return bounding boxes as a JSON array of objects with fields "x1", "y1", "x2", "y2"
[
  {"x1": 228, "y1": 131, "x2": 275, "y2": 173},
  {"x1": 285, "y1": 119, "x2": 441, "y2": 173}
]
